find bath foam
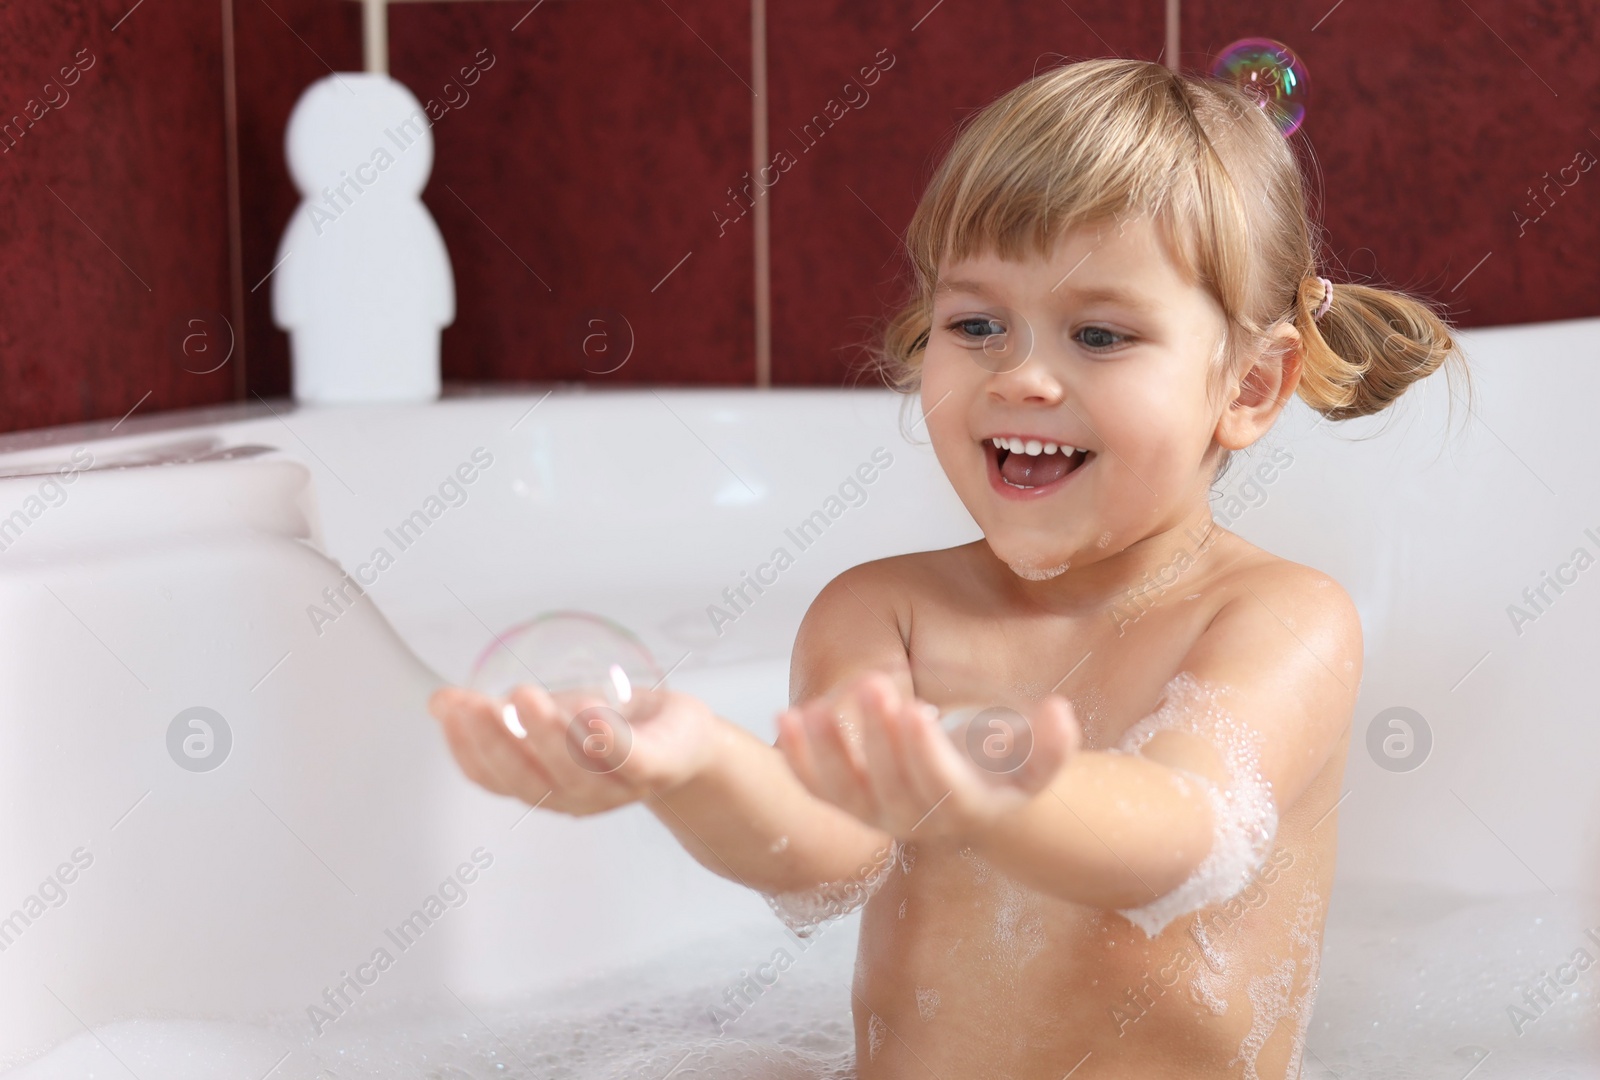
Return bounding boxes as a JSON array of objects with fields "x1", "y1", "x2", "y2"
[
  {"x1": 1280, "y1": 876, "x2": 1325, "y2": 1078},
  {"x1": 764, "y1": 843, "x2": 900, "y2": 939},
  {"x1": 1074, "y1": 685, "x2": 1111, "y2": 749},
  {"x1": 1187, "y1": 921, "x2": 1233, "y2": 1016},
  {"x1": 1111, "y1": 672, "x2": 1278, "y2": 937},
  {"x1": 866, "y1": 1014, "x2": 887, "y2": 1060},
  {"x1": 915, "y1": 987, "x2": 941, "y2": 1022},
  {"x1": 1007, "y1": 558, "x2": 1071, "y2": 581},
  {"x1": 990, "y1": 874, "x2": 1048, "y2": 972},
  {"x1": 1229, "y1": 877, "x2": 1325, "y2": 1079},
  {"x1": 952, "y1": 848, "x2": 1047, "y2": 979},
  {"x1": 1234, "y1": 956, "x2": 1297, "y2": 1080}
]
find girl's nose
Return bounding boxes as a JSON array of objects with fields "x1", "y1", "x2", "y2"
[{"x1": 984, "y1": 326, "x2": 1065, "y2": 404}]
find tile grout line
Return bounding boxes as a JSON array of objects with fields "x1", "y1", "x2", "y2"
[
  {"x1": 222, "y1": 0, "x2": 249, "y2": 401},
  {"x1": 751, "y1": 0, "x2": 772, "y2": 388},
  {"x1": 1166, "y1": 0, "x2": 1180, "y2": 70}
]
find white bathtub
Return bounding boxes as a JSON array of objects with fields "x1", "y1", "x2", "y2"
[{"x1": 0, "y1": 319, "x2": 1597, "y2": 1078}]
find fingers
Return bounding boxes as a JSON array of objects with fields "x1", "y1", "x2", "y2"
[
  {"x1": 1012, "y1": 695, "x2": 1080, "y2": 792},
  {"x1": 431, "y1": 683, "x2": 620, "y2": 813},
  {"x1": 856, "y1": 682, "x2": 950, "y2": 824},
  {"x1": 780, "y1": 672, "x2": 951, "y2": 832},
  {"x1": 798, "y1": 691, "x2": 875, "y2": 818},
  {"x1": 778, "y1": 673, "x2": 878, "y2": 818},
  {"x1": 431, "y1": 687, "x2": 554, "y2": 801},
  {"x1": 777, "y1": 672, "x2": 1086, "y2": 837},
  {"x1": 507, "y1": 684, "x2": 633, "y2": 805}
]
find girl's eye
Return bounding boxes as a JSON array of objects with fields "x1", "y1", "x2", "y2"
[
  {"x1": 1076, "y1": 326, "x2": 1125, "y2": 351},
  {"x1": 949, "y1": 317, "x2": 1006, "y2": 342}
]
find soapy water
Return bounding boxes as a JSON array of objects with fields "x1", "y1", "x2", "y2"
[
  {"x1": 1111, "y1": 672, "x2": 1279, "y2": 937},
  {"x1": 16, "y1": 655, "x2": 1585, "y2": 1076},
  {"x1": 8, "y1": 884, "x2": 1596, "y2": 1080}
]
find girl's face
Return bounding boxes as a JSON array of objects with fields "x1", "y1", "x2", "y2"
[{"x1": 920, "y1": 215, "x2": 1235, "y2": 582}]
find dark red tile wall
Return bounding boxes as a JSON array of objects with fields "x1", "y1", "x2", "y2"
[
  {"x1": 232, "y1": 0, "x2": 363, "y2": 400},
  {"x1": 235, "y1": 0, "x2": 754, "y2": 395},
  {"x1": 0, "y1": 1, "x2": 233, "y2": 432},
  {"x1": 764, "y1": 0, "x2": 1168, "y2": 385},
  {"x1": 390, "y1": 0, "x2": 755, "y2": 386},
  {"x1": 1183, "y1": 0, "x2": 1600, "y2": 331},
  {"x1": 3, "y1": 1, "x2": 1600, "y2": 431}
]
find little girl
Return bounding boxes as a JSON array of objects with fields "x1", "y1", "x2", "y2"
[{"x1": 430, "y1": 58, "x2": 1463, "y2": 1079}]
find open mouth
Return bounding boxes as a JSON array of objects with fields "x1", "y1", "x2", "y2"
[{"x1": 985, "y1": 436, "x2": 1092, "y2": 498}]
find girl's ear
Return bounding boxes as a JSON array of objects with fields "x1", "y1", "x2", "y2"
[{"x1": 1216, "y1": 323, "x2": 1303, "y2": 451}]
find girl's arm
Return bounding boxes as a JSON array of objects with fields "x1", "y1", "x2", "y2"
[
  {"x1": 778, "y1": 563, "x2": 1362, "y2": 920},
  {"x1": 429, "y1": 562, "x2": 914, "y2": 895}
]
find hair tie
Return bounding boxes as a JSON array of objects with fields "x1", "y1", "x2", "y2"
[{"x1": 1312, "y1": 276, "x2": 1334, "y2": 319}]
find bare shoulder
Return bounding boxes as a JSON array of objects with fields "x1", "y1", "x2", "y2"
[
  {"x1": 805, "y1": 543, "x2": 976, "y2": 615},
  {"x1": 1185, "y1": 539, "x2": 1365, "y2": 758},
  {"x1": 1207, "y1": 544, "x2": 1364, "y2": 676},
  {"x1": 789, "y1": 545, "x2": 975, "y2": 704},
  {"x1": 1156, "y1": 541, "x2": 1364, "y2": 809}
]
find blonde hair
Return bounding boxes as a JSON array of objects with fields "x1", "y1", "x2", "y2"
[{"x1": 872, "y1": 58, "x2": 1468, "y2": 449}]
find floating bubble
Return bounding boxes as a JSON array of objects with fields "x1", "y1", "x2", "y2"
[
  {"x1": 470, "y1": 612, "x2": 664, "y2": 773},
  {"x1": 467, "y1": 610, "x2": 664, "y2": 705},
  {"x1": 1210, "y1": 38, "x2": 1309, "y2": 137}
]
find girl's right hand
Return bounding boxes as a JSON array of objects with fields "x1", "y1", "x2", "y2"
[{"x1": 428, "y1": 683, "x2": 722, "y2": 815}]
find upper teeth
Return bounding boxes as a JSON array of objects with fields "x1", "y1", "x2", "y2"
[{"x1": 992, "y1": 437, "x2": 1080, "y2": 456}]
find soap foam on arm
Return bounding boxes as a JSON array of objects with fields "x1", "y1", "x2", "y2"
[
  {"x1": 762, "y1": 841, "x2": 901, "y2": 938},
  {"x1": 1109, "y1": 672, "x2": 1278, "y2": 937}
]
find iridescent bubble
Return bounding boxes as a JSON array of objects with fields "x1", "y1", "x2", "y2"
[
  {"x1": 467, "y1": 610, "x2": 664, "y2": 705},
  {"x1": 1210, "y1": 38, "x2": 1309, "y2": 137}
]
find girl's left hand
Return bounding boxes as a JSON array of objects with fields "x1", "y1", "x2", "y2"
[{"x1": 775, "y1": 672, "x2": 1079, "y2": 841}]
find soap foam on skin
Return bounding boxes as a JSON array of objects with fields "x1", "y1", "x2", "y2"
[
  {"x1": 1110, "y1": 673, "x2": 1278, "y2": 937},
  {"x1": 765, "y1": 843, "x2": 900, "y2": 939},
  {"x1": 1188, "y1": 921, "x2": 1234, "y2": 1016},
  {"x1": 1007, "y1": 559, "x2": 1071, "y2": 581}
]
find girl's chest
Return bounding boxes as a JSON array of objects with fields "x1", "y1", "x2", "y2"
[{"x1": 901, "y1": 586, "x2": 1222, "y2": 749}]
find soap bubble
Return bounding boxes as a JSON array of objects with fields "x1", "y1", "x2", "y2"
[
  {"x1": 468, "y1": 611, "x2": 664, "y2": 700},
  {"x1": 1210, "y1": 38, "x2": 1309, "y2": 136},
  {"x1": 469, "y1": 612, "x2": 664, "y2": 773}
]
